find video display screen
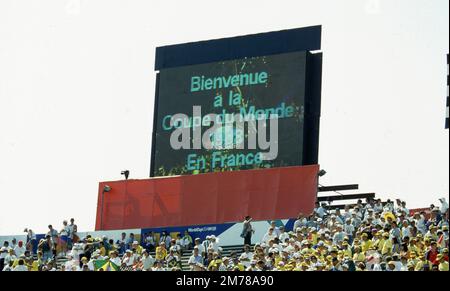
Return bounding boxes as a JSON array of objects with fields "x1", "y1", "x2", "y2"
[{"x1": 153, "y1": 51, "x2": 307, "y2": 176}]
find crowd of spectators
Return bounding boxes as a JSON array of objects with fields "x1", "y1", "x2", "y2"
[{"x1": 0, "y1": 197, "x2": 448, "y2": 271}]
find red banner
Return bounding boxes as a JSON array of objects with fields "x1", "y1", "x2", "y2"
[{"x1": 95, "y1": 165, "x2": 319, "y2": 231}]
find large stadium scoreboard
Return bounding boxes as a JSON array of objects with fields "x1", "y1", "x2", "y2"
[{"x1": 151, "y1": 27, "x2": 322, "y2": 177}]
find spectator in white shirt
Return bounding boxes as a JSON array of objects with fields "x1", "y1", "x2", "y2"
[
  {"x1": 278, "y1": 226, "x2": 290, "y2": 242},
  {"x1": 351, "y1": 212, "x2": 362, "y2": 228},
  {"x1": 315, "y1": 203, "x2": 327, "y2": 218},
  {"x1": 262, "y1": 228, "x2": 277, "y2": 245},
  {"x1": 239, "y1": 245, "x2": 254, "y2": 268},
  {"x1": 335, "y1": 209, "x2": 344, "y2": 225},
  {"x1": 10, "y1": 238, "x2": 17, "y2": 251},
  {"x1": 372, "y1": 213, "x2": 382, "y2": 226},
  {"x1": 122, "y1": 250, "x2": 136, "y2": 267},
  {"x1": 14, "y1": 241, "x2": 26, "y2": 258},
  {"x1": 344, "y1": 219, "x2": 355, "y2": 242},
  {"x1": 343, "y1": 205, "x2": 352, "y2": 220},
  {"x1": 207, "y1": 236, "x2": 220, "y2": 253},
  {"x1": 193, "y1": 238, "x2": 205, "y2": 256},
  {"x1": 332, "y1": 225, "x2": 345, "y2": 245},
  {"x1": 401, "y1": 220, "x2": 412, "y2": 240},
  {"x1": 64, "y1": 253, "x2": 78, "y2": 271},
  {"x1": 188, "y1": 247, "x2": 205, "y2": 271},
  {"x1": 413, "y1": 212, "x2": 427, "y2": 234},
  {"x1": 170, "y1": 239, "x2": 181, "y2": 254},
  {"x1": 400, "y1": 201, "x2": 409, "y2": 216},
  {"x1": 0, "y1": 246, "x2": 8, "y2": 271},
  {"x1": 270, "y1": 221, "x2": 281, "y2": 237},
  {"x1": 363, "y1": 209, "x2": 375, "y2": 222},
  {"x1": 110, "y1": 251, "x2": 122, "y2": 267},
  {"x1": 439, "y1": 198, "x2": 449, "y2": 214},
  {"x1": 139, "y1": 250, "x2": 155, "y2": 271},
  {"x1": 327, "y1": 216, "x2": 338, "y2": 230},
  {"x1": 293, "y1": 213, "x2": 307, "y2": 231},
  {"x1": 373, "y1": 200, "x2": 384, "y2": 213},
  {"x1": 4, "y1": 249, "x2": 17, "y2": 266}
]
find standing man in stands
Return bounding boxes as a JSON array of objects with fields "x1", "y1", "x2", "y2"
[
  {"x1": 242, "y1": 216, "x2": 255, "y2": 246},
  {"x1": 24, "y1": 228, "x2": 37, "y2": 255},
  {"x1": 47, "y1": 225, "x2": 58, "y2": 257},
  {"x1": 68, "y1": 218, "x2": 78, "y2": 248}
]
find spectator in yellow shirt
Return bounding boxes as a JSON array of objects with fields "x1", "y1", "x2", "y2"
[
  {"x1": 155, "y1": 242, "x2": 167, "y2": 261},
  {"x1": 375, "y1": 233, "x2": 386, "y2": 252},
  {"x1": 98, "y1": 242, "x2": 107, "y2": 257},
  {"x1": 132, "y1": 241, "x2": 144, "y2": 255},
  {"x1": 361, "y1": 233, "x2": 372, "y2": 252},
  {"x1": 341, "y1": 241, "x2": 353, "y2": 258},
  {"x1": 353, "y1": 246, "x2": 365, "y2": 262},
  {"x1": 381, "y1": 233, "x2": 392, "y2": 256}
]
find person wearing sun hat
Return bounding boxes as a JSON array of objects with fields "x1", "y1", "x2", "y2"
[
  {"x1": 361, "y1": 233, "x2": 372, "y2": 252},
  {"x1": 408, "y1": 237, "x2": 419, "y2": 255},
  {"x1": 371, "y1": 231, "x2": 383, "y2": 251},
  {"x1": 352, "y1": 245, "x2": 365, "y2": 263},
  {"x1": 309, "y1": 227, "x2": 319, "y2": 245},
  {"x1": 436, "y1": 254, "x2": 449, "y2": 271},
  {"x1": 414, "y1": 254, "x2": 428, "y2": 271},
  {"x1": 425, "y1": 225, "x2": 439, "y2": 242},
  {"x1": 341, "y1": 241, "x2": 352, "y2": 258}
]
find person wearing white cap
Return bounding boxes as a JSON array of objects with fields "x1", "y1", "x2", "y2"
[
  {"x1": 13, "y1": 241, "x2": 26, "y2": 258},
  {"x1": 293, "y1": 213, "x2": 307, "y2": 232},
  {"x1": 122, "y1": 249, "x2": 136, "y2": 267},
  {"x1": 207, "y1": 235, "x2": 220, "y2": 253},
  {"x1": 110, "y1": 250, "x2": 122, "y2": 267},
  {"x1": 327, "y1": 215, "x2": 337, "y2": 230},
  {"x1": 239, "y1": 245, "x2": 254, "y2": 268},
  {"x1": 278, "y1": 226, "x2": 289, "y2": 242},
  {"x1": 363, "y1": 208, "x2": 374, "y2": 222},
  {"x1": 262, "y1": 228, "x2": 277, "y2": 245},
  {"x1": 202, "y1": 236, "x2": 211, "y2": 255},
  {"x1": 132, "y1": 240, "x2": 144, "y2": 255},
  {"x1": 219, "y1": 257, "x2": 231, "y2": 271},
  {"x1": 193, "y1": 238, "x2": 205, "y2": 256}
]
